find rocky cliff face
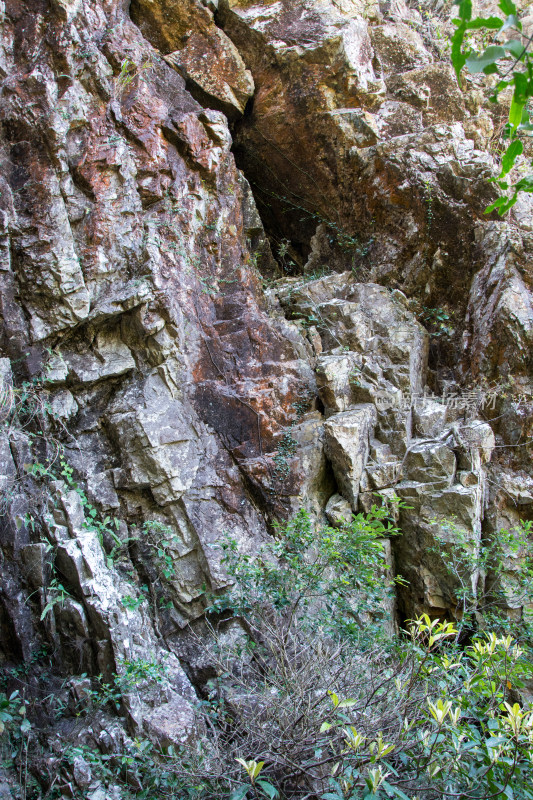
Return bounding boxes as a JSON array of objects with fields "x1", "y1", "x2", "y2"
[{"x1": 0, "y1": 0, "x2": 532, "y2": 771}]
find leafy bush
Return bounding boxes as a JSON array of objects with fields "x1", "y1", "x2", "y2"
[
  {"x1": 13, "y1": 508, "x2": 533, "y2": 800},
  {"x1": 208, "y1": 506, "x2": 403, "y2": 642},
  {"x1": 167, "y1": 509, "x2": 533, "y2": 800}
]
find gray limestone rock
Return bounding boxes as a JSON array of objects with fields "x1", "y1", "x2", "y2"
[
  {"x1": 412, "y1": 400, "x2": 447, "y2": 438},
  {"x1": 404, "y1": 441, "x2": 456, "y2": 486},
  {"x1": 325, "y1": 493, "x2": 354, "y2": 527},
  {"x1": 324, "y1": 405, "x2": 377, "y2": 509}
]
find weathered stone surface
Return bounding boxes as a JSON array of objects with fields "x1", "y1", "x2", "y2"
[
  {"x1": 44, "y1": 480, "x2": 198, "y2": 745},
  {"x1": 325, "y1": 493, "x2": 353, "y2": 527},
  {"x1": 462, "y1": 225, "x2": 533, "y2": 381},
  {"x1": 370, "y1": 23, "x2": 431, "y2": 73},
  {"x1": 131, "y1": 0, "x2": 254, "y2": 114},
  {"x1": 412, "y1": 399, "x2": 447, "y2": 437},
  {"x1": 279, "y1": 274, "x2": 428, "y2": 454},
  {"x1": 316, "y1": 351, "x2": 361, "y2": 415},
  {"x1": 324, "y1": 405, "x2": 377, "y2": 509},
  {"x1": 142, "y1": 696, "x2": 198, "y2": 747},
  {"x1": 394, "y1": 480, "x2": 484, "y2": 619},
  {"x1": 454, "y1": 420, "x2": 495, "y2": 473},
  {"x1": 64, "y1": 332, "x2": 136, "y2": 384},
  {"x1": 1, "y1": 0, "x2": 533, "y2": 770},
  {"x1": 404, "y1": 441, "x2": 456, "y2": 486}
]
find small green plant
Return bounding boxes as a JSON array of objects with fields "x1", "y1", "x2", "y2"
[
  {"x1": 419, "y1": 305, "x2": 454, "y2": 338},
  {"x1": 75, "y1": 658, "x2": 168, "y2": 716},
  {"x1": 234, "y1": 758, "x2": 279, "y2": 799},
  {"x1": 270, "y1": 388, "x2": 312, "y2": 490},
  {"x1": 116, "y1": 57, "x2": 152, "y2": 93},
  {"x1": 271, "y1": 429, "x2": 298, "y2": 484},
  {"x1": 142, "y1": 520, "x2": 180, "y2": 580},
  {"x1": 0, "y1": 691, "x2": 30, "y2": 737},
  {"x1": 209, "y1": 505, "x2": 403, "y2": 641},
  {"x1": 121, "y1": 587, "x2": 148, "y2": 612},
  {"x1": 0, "y1": 690, "x2": 32, "y2": 794},
  {"x1": 348, "y1": 365, "x2": 362, "y2": 387},
  {"x1": 40, "y1": 577, "x2": 72, "y2": 621},
  {"x1": 60, "y1": 460, "x2": 124, "y2": 565}
]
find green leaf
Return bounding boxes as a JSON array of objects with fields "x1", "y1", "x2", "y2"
[
  {"x1": 256, "y1": 780, "x2": 279, "y2": 799},
  {"x1": 498, "y1": 193, "x2": 519, "y2": 214},
  {"x1": 466, "y1": 46, "x2": 506, "y2": 73},
  {"x1": 455, "y1": 0, "x2": 472, "y2": 21},
  {"x1": 485, "y1": 195, "x2": 510, "y2": 213},
  {"x1": 40, "y1": 602, "x2": 56, "y2": 621},
  {"x1": 19, "y1": 718, "x2": 31, "y2": 734},
  {"x1": 466, "y1": 16, "x2": 504, "y2": 30},
  {"x1": 381, "y1": 781, "x2": 412, "y2": 799},
  {"x1": 499, "y1": 139, "x2": 523, "y2": 178},
  {"x1": 498, "y1": 0, "x2": 516, "y2": 15},
  {"x1": 252, "y1": 761, "x2": 265, "y2": 780},
  {"x1": 515, "y1": 176, "x2": 533, "y2": 193},
  {"x1": 328, "y1": 690, "x2": 340, "y2": 708},
  {"x1": 486, "y1": 736, "x2": 507, "y2": 747},
  {"x1": 337, "y1": 698, "x2": 358, "y2": 708},
  {"x1": 229, "y1": 788, "x2": 249, "y2": 800},
  {"x1": 451, "y1": 23, "x2": 468, "y2": 81},
  {"x1": 508, "y1": 73, "x2": 529, "y2": 133},
  {"x1": 502, "y1": 39, "x2": 526, "y2": 59},
  {"x1": 501, "y1": 14, "x2": 522, "y2": 33}
]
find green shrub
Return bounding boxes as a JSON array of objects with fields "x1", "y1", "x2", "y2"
[{"x1": 16, "y1": 508, "x2": 533, "y2": 800}]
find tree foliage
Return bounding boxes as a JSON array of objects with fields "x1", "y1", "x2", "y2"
[{"x1": 451, "y1": 0, "x2": 533, "y2": 213}]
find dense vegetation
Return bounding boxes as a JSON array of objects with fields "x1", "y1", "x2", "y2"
[{"x1": 2, "y1": 502, "x2": 533, "y2": 800}]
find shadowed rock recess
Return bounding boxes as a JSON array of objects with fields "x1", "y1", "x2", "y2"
[{"x1": 1, "y1": 0, "x2": 533, "y2": 774}]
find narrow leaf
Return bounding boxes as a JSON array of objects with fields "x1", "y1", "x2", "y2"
[
  {"x1": 503, "y1": 39, "x2": 526, "y2": 59},
  {"x1": 252, "y1": 761, "x2": 265, "y2": 780},
  {"x1": 501, "y1": 14, "x2": 522, "y2": 33},
  {"x1": 499, "y1": 139, "x2": 523, "y2": 178},
  {"x1": 456, "y1": 0, "x2": 473, "y2": 21},
  {"x1": 337, "y1": 698, "x2": 358, "y2": 708},
  {"x1": 451, "y1": 24, "x2": 468, "y2": 82},
  {"x1": 485, "y1": 196, "x2": 508, "y2": 213},
  {"x1": 466, "y1": 16, "x2": 504, "y2": 30},
  {"x1": 498, "y1": 0, "x2": 516, "y2": 15}
]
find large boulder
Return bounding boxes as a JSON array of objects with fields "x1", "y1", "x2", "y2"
[{"x1": 324, "y1": 405, "x2": 377, "y2": 508}]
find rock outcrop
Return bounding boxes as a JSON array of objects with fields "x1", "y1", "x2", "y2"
[{"x1": 0, "y1": 0, "x2": 532, "y2": 774}]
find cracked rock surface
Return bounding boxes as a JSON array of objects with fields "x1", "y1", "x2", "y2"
[{"x1": 0, "y1": 0, "x2": 533, "y2": 758}]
